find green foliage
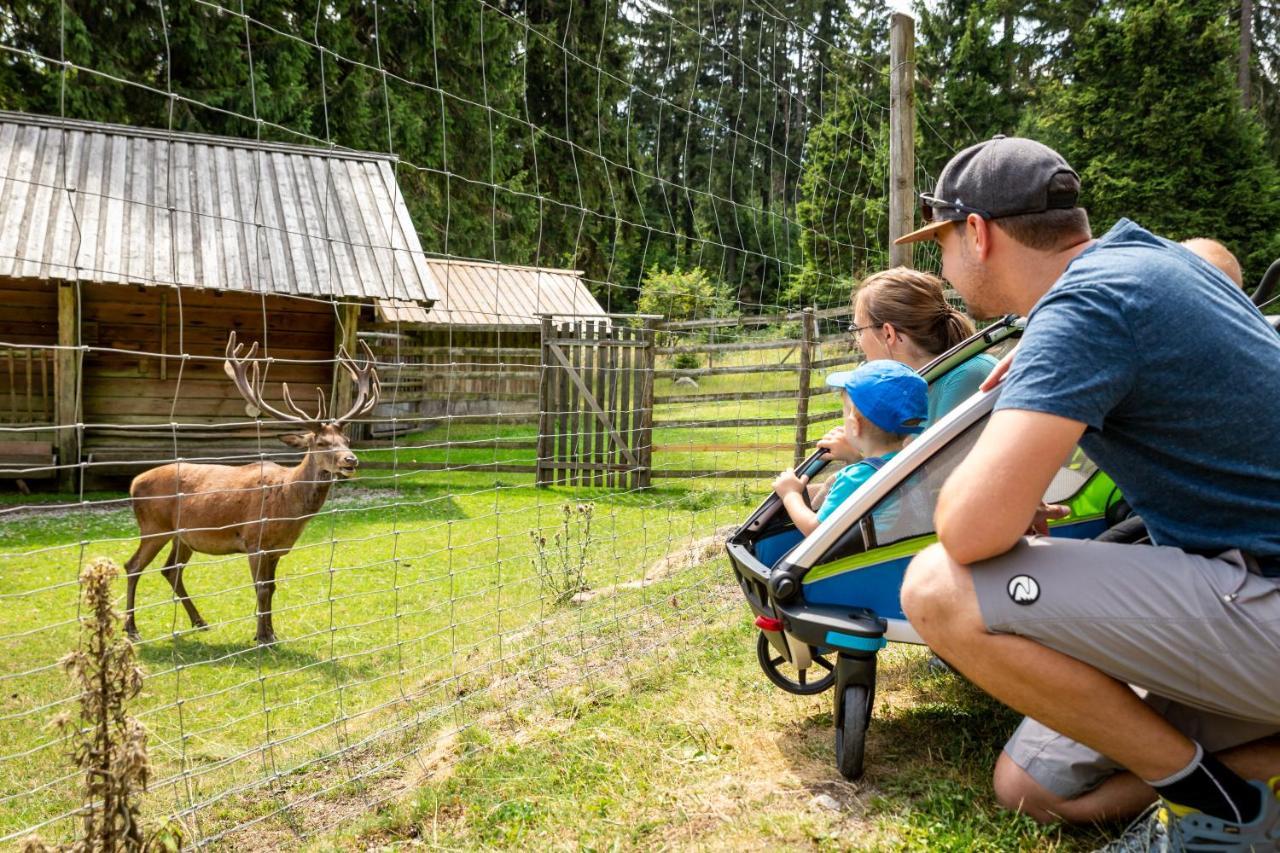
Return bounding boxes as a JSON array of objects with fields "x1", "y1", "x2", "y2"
[
  {"x1": 672, "y1": 350, "x2": 702, "y2": 371},
  {"x1": 636, "y1": 266, "x2": 733, "y2": 323},
  {"x1": 1030, "y1": 0, "x2": 1280, "y2": 283}
]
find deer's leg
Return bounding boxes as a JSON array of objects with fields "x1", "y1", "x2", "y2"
[
  {"x1": 159, "y1": 541, "x2": 206, "y2": 630},
  {"x1": 124, "y1": 534, "x2": 170, "y2": 641},
  {"x1": 250, "y1": 551, "x2": 279, "y2": 646}
]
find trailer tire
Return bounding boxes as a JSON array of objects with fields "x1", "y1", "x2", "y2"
[{"x1": 835, "y1": 683, "x2": 871, "y2": 780}]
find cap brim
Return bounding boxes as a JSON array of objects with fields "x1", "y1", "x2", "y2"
[
  {"x1": 893, "y1": 219, "x2": 954, "y2": 245},
  {"x1": 825, "y1": 371, "x2": 855, "y2": 389}
]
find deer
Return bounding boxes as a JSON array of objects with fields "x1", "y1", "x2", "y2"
[{"x1": 122, "y1": 331, "x2": 380, "y2": 645}]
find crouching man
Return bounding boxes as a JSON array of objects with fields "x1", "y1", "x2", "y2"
[{"x1": 895, "y1": 136, "x2": 1280, "y2": 851}]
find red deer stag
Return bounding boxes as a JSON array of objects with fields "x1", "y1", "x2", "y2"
[{"x1": 123, "y1": 331, "x2": 380, "y2": 645}]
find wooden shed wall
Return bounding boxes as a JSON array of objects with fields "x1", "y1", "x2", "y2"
[
  {"x1": 0, "y1": 279, "x2": 57, "y2": 432},
  {"x1": 367, "y1": 323, "x2": 540, "y2": 425},
  {"x1": 79, "y1": 284, "x2": 337, "y2": 459}
]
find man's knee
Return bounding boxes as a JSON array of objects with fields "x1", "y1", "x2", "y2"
[
  {"x1": 993, "y1": 751, "x2": 1065, "y2": 824},
  {"x1": 901, "y1": 543, "x2": 948, "y2": 622},
  {"x1": 901, "y1": 543, "x2": 978, "y2": 627}
]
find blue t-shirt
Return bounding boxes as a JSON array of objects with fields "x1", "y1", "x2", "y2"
[
  {"x1": 816, "y1": 452, "x2": 898, "y2": 522},
  {"x1": 995, "y1": 219, "x2": 1280, "y2": 557},
  {"x1": 928, "y1": 353, "x2": 998, "y2": 424}
]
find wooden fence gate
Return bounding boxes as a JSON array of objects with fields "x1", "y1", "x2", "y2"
[{"x1": 536, "y1": 316, "x2": 657, "y2": 489}]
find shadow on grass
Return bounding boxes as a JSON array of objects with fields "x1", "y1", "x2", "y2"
[{"x1": 138, "y1": 634, "x2": 380, "y2": 680}]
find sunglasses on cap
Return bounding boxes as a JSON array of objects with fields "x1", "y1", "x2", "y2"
[{"x1": 919, "y1": 192, "x2": 993, "y2": 224}]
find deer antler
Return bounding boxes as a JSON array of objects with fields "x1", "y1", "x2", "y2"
[
  {"x1": 224, "y1": 331, "x2": 325, "y2": 429},
  {"x1": 332, "y1": 339, "x2": 381, "y2": 426}
]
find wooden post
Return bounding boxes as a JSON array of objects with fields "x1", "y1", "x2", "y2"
[
  {"x1": 333, "y1": 299, "x2": 360, "y2": 433},
  {"x1": 536, "y1": 315, "x2": 554, "y2": 487},
  {"x1": 635, "y1": 317, "x2": 658, "y2": 489},
  {"x1": 56, "y1": 283, "x2": 80, "y2": 492},
  {"x1": 793, "y1": 308, "x2": 816, "y2": 468},
  {"x1": 889, "y1": 12, "x2": 916, "y2": 269}
]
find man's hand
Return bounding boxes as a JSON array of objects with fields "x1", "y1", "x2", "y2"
[
  {"x1": 934, "y1": 409, "x2": 1086, "y2": 565},
  {"x1": 1029, "y1": 502, "x2": 1071, "y2": 536},
  {"x1": 980, "y1": 345, "x2": 1019, "y2": 392},
  {"x1": 773, "y1": 468, "x2": 808, "y2": 498},
  {"x1": 815, "y1": 425, "x2": 858, "y2": 462}
]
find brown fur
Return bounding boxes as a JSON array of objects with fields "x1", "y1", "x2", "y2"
[
  {"x1": 122, "y1": 424, "x2": 359, "y2": 645},
  {"x1": 123, "y1": 333, "x2": 379, "y2": 645}
]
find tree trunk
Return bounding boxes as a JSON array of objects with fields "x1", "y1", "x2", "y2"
[{"x1": 1241, "y1": 0, "x2": 1253, "y2": 109}]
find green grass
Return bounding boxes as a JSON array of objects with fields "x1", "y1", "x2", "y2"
[
  {"x1": 315, "y1": 617, "x2": 1111, "y2": 852},
  {"x1": 0, "y1": 336, "x2": 867, "y2": 844},
  {"x1": 0, "y1": 472, "x2": 759, "y2": 843}
]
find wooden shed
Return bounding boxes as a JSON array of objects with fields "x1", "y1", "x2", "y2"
[
  {"x1": 0, "y1": 110, "x2": 438, "y2": 489},
  {"x1": 367, "y1": 259, "x2": 608, "y2": 427}
]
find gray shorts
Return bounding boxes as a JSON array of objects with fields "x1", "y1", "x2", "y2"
[
  {"x1": 970, "y1": 537, "x2": 1280, "y2": 797},
  {"x1": 1005, "y1": 691, "x2": 1280, "y2": 798}
]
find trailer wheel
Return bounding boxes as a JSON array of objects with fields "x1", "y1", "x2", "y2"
[
  {"x1": 835, "y1": 683, "x2": 872, "y2": 780},
  {"x1": 756, "y1": 631, "x2": 835, "y2": 695}
]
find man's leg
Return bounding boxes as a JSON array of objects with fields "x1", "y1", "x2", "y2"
[
  {"x1": 901, "y1": 541, "x2": 1194, "y2": 781},
  {"x1": 993, "y1": 722, "x2": 1280, "y2": 824},
  {"x1": 900, "y1": 538, "x2": 1280, "y2": 814}
]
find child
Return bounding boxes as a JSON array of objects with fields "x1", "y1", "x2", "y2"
[{"x1": 773, "y1": 360, "x2": 928, "y2": 535}]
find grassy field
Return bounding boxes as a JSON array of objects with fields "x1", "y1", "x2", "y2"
[
  {"x1": 313, "y1": 615, "x2": 1110, "y2": 852},
  {"x1": 0, "y1": 471, "x2": 760, "y2": 844},
  {"x1": 0, "y1": 336, "x2": 880, "y2": 846}
]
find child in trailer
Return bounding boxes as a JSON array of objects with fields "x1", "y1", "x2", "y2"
[{"x1": 772, "y1": 360, "x2": 928, "y2": 536}]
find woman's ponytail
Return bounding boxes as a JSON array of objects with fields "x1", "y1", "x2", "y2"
[{"x1": 857, "y1": 267, "x2": 974, "y2": 358}]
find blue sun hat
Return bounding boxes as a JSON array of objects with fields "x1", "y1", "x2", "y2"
[{"x1": 825, "y1": 360, "x2": 928, "y2": 435}]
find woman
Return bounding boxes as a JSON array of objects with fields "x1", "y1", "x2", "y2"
[{"x1": 820, "y1": 267, "x2": 995, "y2": 460}]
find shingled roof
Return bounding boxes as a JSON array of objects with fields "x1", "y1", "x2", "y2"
[{"x1": 0, "y1": 110, "x2": 438, "y2": 303}]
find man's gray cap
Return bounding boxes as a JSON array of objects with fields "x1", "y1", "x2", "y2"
[{"x1": 896, "y1": 136, "x2": 1081, "y2": 244}]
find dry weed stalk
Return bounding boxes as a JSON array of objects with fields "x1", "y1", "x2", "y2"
[
  {"x1": 20, "y1": 557, "x2": 176, "y2": 852},
  {"x1": 529, "y1": 503, "x2": 595, "y2": 604}
]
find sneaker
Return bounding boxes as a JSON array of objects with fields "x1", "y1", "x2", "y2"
[
  {"x1": 1094, "y1": 803, "x2": 1169, "y2": 853},
  {"x1": 1095, "y1": 777, "x2": 1280, "y2": 852}
]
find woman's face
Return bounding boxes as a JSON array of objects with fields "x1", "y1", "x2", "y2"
[{"x1": 853, "y1": 297, "x2": 891, "y2": 361}]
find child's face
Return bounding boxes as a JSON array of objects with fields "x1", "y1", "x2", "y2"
[{"x1": 841, "y1": 391, "x2": 859, "y2": 437}]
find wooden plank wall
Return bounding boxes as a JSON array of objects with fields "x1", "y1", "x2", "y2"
[
  {"x1": 78, "y1": 283, "x2": 336, "y2": 456},
  {"x1": 365, "y1": 323, "x2": 540, "y2": 425},
  {"x1": 0, "y1": 280, "x2": 58, "y2": 428}
]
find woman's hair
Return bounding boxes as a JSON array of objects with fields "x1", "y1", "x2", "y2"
[{"x1": 855, "y1": 267, "x2": 974, "y2": 357}]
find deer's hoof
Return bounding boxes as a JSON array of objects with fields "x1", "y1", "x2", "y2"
[
  {"x1": 125, "y1": 627, "x2": 141, "y2": 644},
  {"x1": 192, "y1": 620, "x2": 210, "y2": 632},
  {"x1": 256, "y1": 633, "x2": 278, "y2": 647}
]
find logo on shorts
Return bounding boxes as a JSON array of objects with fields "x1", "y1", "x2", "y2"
[{"x1": 1007, "y1": 575, "x2": 1040, "y2": 605}]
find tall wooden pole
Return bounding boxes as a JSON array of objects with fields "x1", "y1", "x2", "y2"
[
  {"x1": 333, "y1": 299, "x2": 360, "y2": 435},
  {"x1": 793, "y1": 308, "x2": 816, "y2": 468},
  {"x1": 56, "y1": 283, "x2": 80, "y2": 492},
  {"x1": 535, "y1": 314, "x2": 553, "y2": 487},
  {"x1": 889, "y1": 12, "x2": 916, "y2": 269}
]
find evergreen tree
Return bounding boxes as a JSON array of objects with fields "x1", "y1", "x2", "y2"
[
  {"x1": 787, "y1": 6, "x2": 889, "y2": 307},
  {"x1": 1031, "y1": 0, "x2": 1280, "y2": 283}
]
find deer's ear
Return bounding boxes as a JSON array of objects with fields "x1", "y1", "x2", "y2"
[{"x1": 279, "y1": 433, "x2": 311, "y2": 448}]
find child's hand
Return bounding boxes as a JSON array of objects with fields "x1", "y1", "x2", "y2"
[
  {"x1": 816, "y1": 425, "x2": 858, "y2": 461},
  {"x1": 773, "y1": 469, "x2": 808, "y2": 497}
]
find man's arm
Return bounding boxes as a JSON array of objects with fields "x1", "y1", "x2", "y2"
[{"x1": 934, "y1": 409, "x2": 1086, "y2": 565}]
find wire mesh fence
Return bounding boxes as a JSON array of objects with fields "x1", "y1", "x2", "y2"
[{"x1": 0, "y1": 0, "x2": 952, "y2": 844}]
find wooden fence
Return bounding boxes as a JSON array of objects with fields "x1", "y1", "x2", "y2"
[
  {"x1": 0, "y1": 346, "x2": 55, "y2": 425},
  {"x1": 650, "y1": 305, "x2": 856, "y2": 479},
  {"x1": 358, "y1": 307, "x2": 858, "y2": 486}
]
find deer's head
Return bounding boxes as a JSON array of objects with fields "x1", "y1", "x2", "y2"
[{"x1": 224, "y1": 332, "x2": 381, "y2": 479}]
